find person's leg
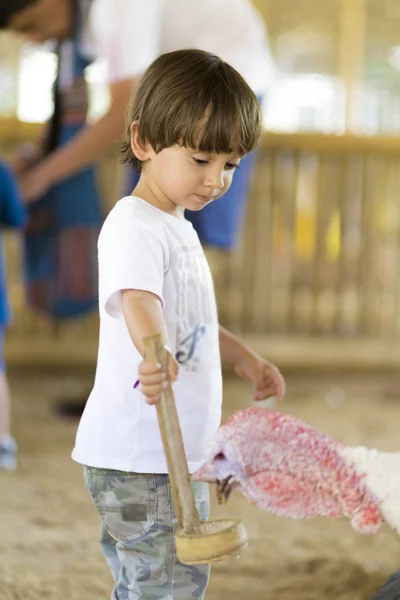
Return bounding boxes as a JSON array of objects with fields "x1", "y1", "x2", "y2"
[
  {"x1": 0, "y1": 370, "x2": 10, "y2": 439},
  {"x1": 54, "y1": 394, "x2": 90, "y2": 418},
  {"x1": 0, "y1": 332, "x2": 17, "y2": 471},
  {"x1": 100, "y1": 522, "x2": 122, "y2": 582},
  {"x1": 84, "y1": 467, "x2": 210, "y2": 599},
  {"x1": 83, "y1": 466, "x2": 122, "y2": 580}
]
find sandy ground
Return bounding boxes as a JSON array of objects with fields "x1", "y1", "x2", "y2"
[{"x1": 1, "y1": 370, "x2": 400, "y2": 599}]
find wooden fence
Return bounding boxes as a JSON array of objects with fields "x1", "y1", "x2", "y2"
[
  {"x1": 2, "y1": 122, "x2": 400, "y2": 368},
  {"x1": 219, "y1": 133, "x2": 400, "y2": 340}
]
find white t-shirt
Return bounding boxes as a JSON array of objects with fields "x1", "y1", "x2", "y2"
[
  {"x1": 72, "y1": 197, "x2": 223, "y2": 473},
  {"x1": 87, "y1": 0, "x2": 274, "y2": 96}
]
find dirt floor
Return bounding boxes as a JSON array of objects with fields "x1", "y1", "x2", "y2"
[{"x1": 1, "y1": 370, "x2": 400, "y2": 599}]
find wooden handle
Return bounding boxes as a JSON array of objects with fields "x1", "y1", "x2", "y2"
[{"x1": 143, "y1": 334, "x2": 199, "y2": 533}]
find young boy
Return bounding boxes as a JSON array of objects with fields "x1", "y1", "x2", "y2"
[
  {"x1": 72, "y1": 49, "x2": 285, "y2": 599},
  {"x1": 0, "y1": 163, "x2": 27, "y2": 471}
]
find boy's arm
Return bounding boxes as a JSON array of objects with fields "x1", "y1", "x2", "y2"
[
  {"x1": 121, "y1": 289, "x2": 169, "y2": 356},
  {"x1": 219, "y1": 325, "x2": 285, "y2": 402},
  {"x1": 219, "y1": 325, "x2": 259, "y2": 372},
  {"x1": 121, "y1": 289, "x2": 178, "y2": 404}
]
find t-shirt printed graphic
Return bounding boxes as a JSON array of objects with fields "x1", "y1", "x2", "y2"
[{"x1": 172, "y1": 245, "x2": 218, "y2": 372}]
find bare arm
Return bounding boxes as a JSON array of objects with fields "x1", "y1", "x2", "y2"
[
  {"x1": 219, "y1": 325, "x2": 285, "y2": 401},
  {"x1": 219, "y1": 325, "x2": 258, "y2": 371},
  {"x1": 122, "y1": 289, "x2": 178, "y2": 404},
  {"x1": 9, "y1": 122, "x2": 50, "y2": 176},
  {"x1": 121, "y1": 289, "x2": 169, "y2": 357},
  {"x1": 20, "y1": 78, "x2": 138, "y2": 201}
]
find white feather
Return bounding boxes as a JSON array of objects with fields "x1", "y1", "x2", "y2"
[{"x1": 340, "y1": 446, "x2": 400, "y2": 533}]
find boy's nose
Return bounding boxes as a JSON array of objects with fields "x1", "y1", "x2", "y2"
[{"x1": 204, "y1": 169, "x2": 225, "y2": 190}]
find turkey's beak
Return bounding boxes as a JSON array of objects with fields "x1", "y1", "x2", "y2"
[
  {"x1": 193, "y1": 465, "x2": 235, "y2": 505},
  {"x1": 192, "y1": 462, "x2": 217, "y2": 483}
]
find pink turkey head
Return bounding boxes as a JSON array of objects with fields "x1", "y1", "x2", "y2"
[
  {"x1": 192, "y1": 427, "x2": 246, "y2": 485},
  {"x1": 193, "y1": 407, "x2": 279, "y2": 502},
  {"x1": 193, "y1": 407, "x2": 383, "y2": 535}
]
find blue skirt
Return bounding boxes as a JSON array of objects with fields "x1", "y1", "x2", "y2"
[{"x1": 24, "y1": 159, "x2": 102, "y2": 319}]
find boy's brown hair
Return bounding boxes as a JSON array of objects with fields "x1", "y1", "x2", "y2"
[{"x1": 122, "y1": 49, "x2": 263, "y2": 170}]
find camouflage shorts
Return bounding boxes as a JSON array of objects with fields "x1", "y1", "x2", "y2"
[{"x1": 83, "y1": 466, "x2": 210, "y2": 599}]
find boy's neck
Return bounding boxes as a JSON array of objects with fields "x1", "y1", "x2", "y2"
[{"x1": 131, "y1": 179, "x2": 185, "y2": 219}]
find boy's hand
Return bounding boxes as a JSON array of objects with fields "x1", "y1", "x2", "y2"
[
  {"x1": 234, "y1": 353, "x2": 285, "y2": 403},
  {"x1": 138, "y1": 351, "x2": 179, "y2": 405}
]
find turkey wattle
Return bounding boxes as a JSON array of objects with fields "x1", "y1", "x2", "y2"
[{"x1": 193, "y1": 407, "x2": 400, "y2": 535}]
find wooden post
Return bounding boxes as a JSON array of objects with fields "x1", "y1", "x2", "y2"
[{"x1": 338, "y1": 0, "x2": 366, "y2": 132}]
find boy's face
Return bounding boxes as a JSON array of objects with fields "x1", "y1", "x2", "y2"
[
  {"x1": 141, "y1": 145, "x2": 242, "y2": 213},
  {"x1": 7, "y1": 0, "x2": 72, "y2": 43}
]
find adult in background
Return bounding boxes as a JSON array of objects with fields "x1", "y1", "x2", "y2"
[{"x1": 0, "y1": 0, "x2": 274, "y2": 416}]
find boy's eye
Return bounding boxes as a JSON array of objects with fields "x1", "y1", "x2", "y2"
[
  {"x1": 193, "y1": 158, "x2": 209, "y2": 166},
  {"x1": 226, "y1": 163, "x2": 240, "y2": 171}
]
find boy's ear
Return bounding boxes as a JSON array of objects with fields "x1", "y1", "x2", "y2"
[{"x1": 130, "y1": 122, "x2": 152, "y2": 162}]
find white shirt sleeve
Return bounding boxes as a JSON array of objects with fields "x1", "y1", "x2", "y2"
[
  {"x1": 89, "y1": 0, "x2": 164, "y2": 83},
  {"x1": 98, "y1": 205, "x2": 167, "y2": 319}
]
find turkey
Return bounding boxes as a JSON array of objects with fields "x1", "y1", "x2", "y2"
[
  {"x1": 192, "y1": 407, "x2": 400, "y2": 598},
  {"x1": 193, "y1": 407, "x2": 400, "y2": 535}
]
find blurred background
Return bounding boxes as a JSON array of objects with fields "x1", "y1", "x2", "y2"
[
  {"x1": 2, "y1": 0, "x2": 400, "y2": 367},
  {"x1": 1, "y1": 1, "x2": 400, "y2": 599}
]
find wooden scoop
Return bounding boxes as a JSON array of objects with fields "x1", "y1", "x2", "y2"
[{"x1": 143, "y1": 333, "x2": 248, "y2": 565}]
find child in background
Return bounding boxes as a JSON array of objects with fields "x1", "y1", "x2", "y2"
[
  {"x1": 0, "y1": 163, "x2": 26, "y2": 471},
  {"x1": 72, "y1": 49, "x2": 285, "y2": 599}
]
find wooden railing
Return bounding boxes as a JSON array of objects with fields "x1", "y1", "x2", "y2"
[
  {"x1": 218, "y1": 132, "x2": 400, "y2": 340},
  {"x1": 2, "y1": 119, "x2": 400, "y2": 367}
]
